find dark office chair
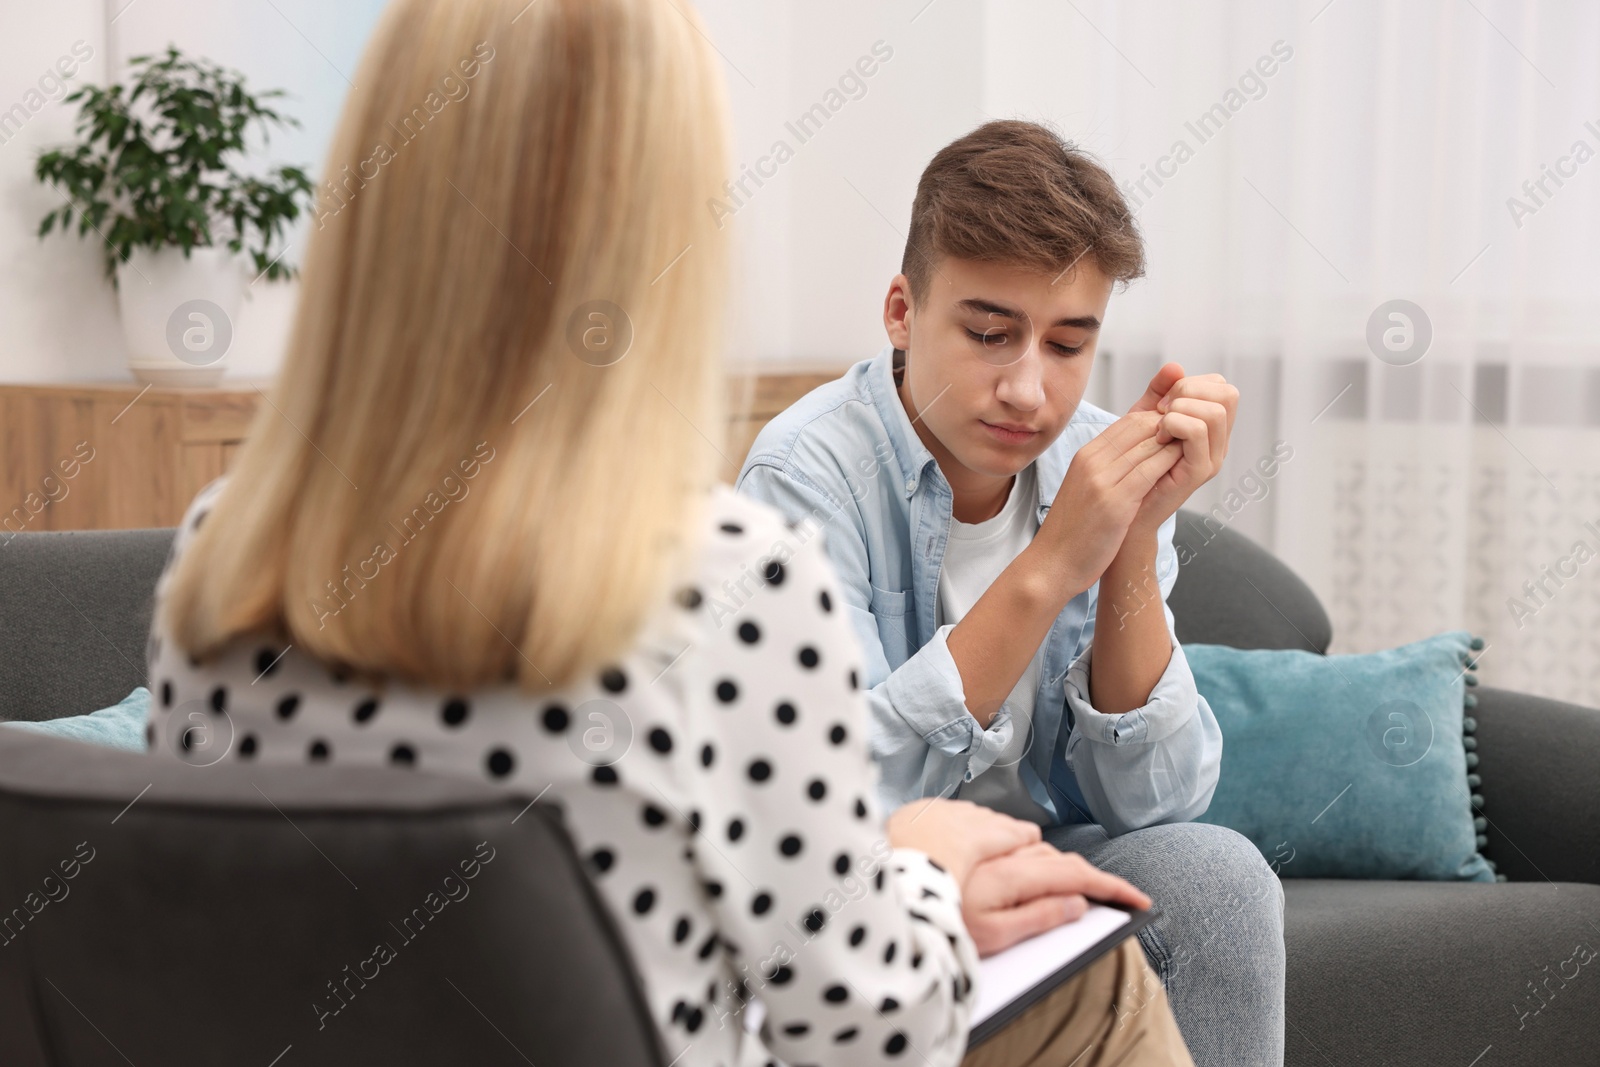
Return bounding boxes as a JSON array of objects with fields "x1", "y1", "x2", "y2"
[{"x1": 0, "y1": 729, "x2": 667, "y2": 1067}]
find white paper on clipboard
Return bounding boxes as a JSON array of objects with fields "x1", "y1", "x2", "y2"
[{"x1": 969, "y1": 903, "x2": 1135, "y2": 1027}]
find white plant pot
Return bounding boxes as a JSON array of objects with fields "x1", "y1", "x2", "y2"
[{"x1": 115, "y1": 245, "x2": 246, "y2": 387}]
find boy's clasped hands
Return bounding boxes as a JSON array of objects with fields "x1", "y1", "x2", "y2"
[{"x1": 1038, "y1": 361, "x2": 1240, "y2": 597}]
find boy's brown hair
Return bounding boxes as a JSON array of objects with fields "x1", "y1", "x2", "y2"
[{"x1": 901, "y1": 120, "x2": 1144, "y2": 304}]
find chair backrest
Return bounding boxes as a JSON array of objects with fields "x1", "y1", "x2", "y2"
[
  {"x1": 0, "y1": 730, "x2": 667, "y2": 1067},
  {"x1": 0, "y1": 528, "x2": 175, "y2": 723},
  {"x1": 1168, "y1": 508, "x2": 1332, "y2": 653}
]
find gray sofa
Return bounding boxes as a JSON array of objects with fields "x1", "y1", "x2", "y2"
[{"x1": 1, "y1": 514, "x2": 1598, "y2": 1066}]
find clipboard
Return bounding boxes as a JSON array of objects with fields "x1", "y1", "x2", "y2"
[{"x1": 965, "y1": 902, "x2": 1158, "y2": 1049}]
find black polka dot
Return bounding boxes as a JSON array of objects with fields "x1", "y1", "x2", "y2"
[
  {"x1": 592, "y1": 765, "x2": 619, "y2": 786},
  {"x1": 807, "y1": 778, "x2": 827, "y2": 801},
  {"x1": 829, "y1": 724, "x2": 848, "y2": 745},
  {"x1": 727, "y1": 819, "x2": 745, "y2": 842},
  {"x1": 675, "y1": 586, "x2": 703, "y2": 609},
  {"x1": 389, "y1": 743, "x2": 416, "y2": 766},
  {"x1": 883, "y1": 940, "x2": 897, "y2": 964},
  {"x1": 642, "y1": 804, "x2": 668, "y2": 828},
  {"x1": 854, "y1": 798, "x2": 868, "y2": 819},
  {"x1": 600, "y1": 667, "x2": 628, "y2": 693},
  {"x1": 144, "y1": 724, "x2": 154, "y2": 750},
  {"x1": 737, "y1": 621, "x2": 761, "y2": 644},
  {"x1": 254, "y1": 648, "x2": 281, "y2": 677},
  {"x1": 352, "y1": 697, "x2": 379, "y2": 724},
  {"x1": 834, "y1": 853, "x2": 851, "y2": 876},
  {"x1": 762, "y1": 560, "x2": 786, "y2": 586},
  {"x1": 766, "y1": 965, "x2": 794, "y2": 985},
  {"x1": 875, "y1": 868, "x2": 885, "y2": 892},
  {"x1": 702, "y1": 879, "x2": 723, "y2": 898},
  {"x1": 752, "y1": 892, "x2": 773, "y2": 915},
  {"x1": 277, "y1": 694, "x2": 300, "y2": 721},
  {"x1": 824, "y1": 985, "x2": 848, "y2": 1004},
  {"x1": 834, "y1": 1027, "x2": 859, "y2": 1044},
  {"x1": 715, "y1": 679, "x2": 738, "y2": 703},
  {"x1": 649, "y1": 727, "x2": 673, "y2": 754},
  {"x1": 208, "y1": 686, "x2": 227, "y2": 713},
  {"x1": 589, "y1": 848, "x2": 615, "y2": 873},
  {"x1": 798, "y1": 646, "x2": 820, "y2": 669},
  {"x1": 238, "y1": 734, "x2": 257, "y2": 758},
  {"x1": 160, "y1": 681, "x2": 173, "y2": 708},
  {"x1": 541, "y1": 704, "x2": 569, "y2": 732},
  {"x1": 700, "y1": 743, "x2": 715, "y2": 768},
  {"x1": 885, "y1": 1032, "x2": 908, "y2": 1055},
  {"x1": 849, "y1": 670, "x2": 859, "y2": 690},
  {"x1": 819, "y1": 590, "x2": 833, "y2": 612},
  {"x1": 674, "y1": 916, "x2": 692, "y2": 943},
  {"x1": 688, "y1": 810, "x2": 701, "y2": 832},
  {"x1": 775, "y1": 702, "x2": 797, "y2": 726},
  {"x1": 486, "y1": 748, "x2": 515, "y2": 778},
  {"x1": 308, "y1": 739, "x2": 330, "y2": 761},
  {"x1": 684, "y1": 1007, "x2": 704, "y2": 1032},
  {"x1": 442, "y1": 698, "x2": 471, "y2": 727},
  {"x1": 849, "y1": 925, "x2": 866, "y2": 947},
  {"x1": 719, "y1": 521, "x2": 744, "y2": 535},
  {"x1": 779, "y1": 834, "x2": 803, "y2": 858},
  {"x1": 633, "y1": 888, "x2": 656, "y2": 914},
  {"x1": 803, "y1": 908, "x2": 826, "y2": 933},
  {"x1": 698, "y1": 933, "x2": 719, "y2": 960},
  {"x1": 748, "y1": 759, "x2": 772, "y2": 782},
  {"x1": 880, "y1": 996, "x2": 899, "y2": 1013},
  {"x1": 783, "y1": 1022, "x2": 810, "y2": 1037}
]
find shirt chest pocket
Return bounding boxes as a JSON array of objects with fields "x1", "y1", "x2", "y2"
[{"x1": 868, "y1": 583, "x2": 914, "y2": 657}]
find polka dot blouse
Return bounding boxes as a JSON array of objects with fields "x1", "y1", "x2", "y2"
[{"x1": 146, "y1": 479, "x2": 981, "y2": 1067}]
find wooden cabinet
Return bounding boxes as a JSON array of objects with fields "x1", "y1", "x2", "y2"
[
  {"x1": 723, "y1": 365, "x2": 843, "y2": 483},
  {"x1": 1, "y1": 366, "x2": 848, "y2": 531},
  {"x1": 0, "y1": 381, "x2": 268, "y2": 533}
]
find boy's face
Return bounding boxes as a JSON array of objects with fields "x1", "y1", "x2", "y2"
[{"x1": 884, "y1": 256, "x2": 1115, "y2": 485}]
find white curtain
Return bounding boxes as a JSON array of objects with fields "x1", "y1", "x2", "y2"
[{"x1": 976, "y1": 0, "x2": 1600, "y2": 706}]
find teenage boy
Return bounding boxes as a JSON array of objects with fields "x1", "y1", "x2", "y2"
[{"x1": 736, "y1": 121, "x2": 1285, "y2": 1067}]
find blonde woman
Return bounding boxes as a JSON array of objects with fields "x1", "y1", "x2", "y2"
[{"x1": 145, "y1": 0, "x2": 1192, "y2": 1063}]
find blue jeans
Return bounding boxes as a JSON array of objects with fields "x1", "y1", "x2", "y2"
[{"x1": 1044, "y1": 821, "x2": 1286, "y2": 1067}]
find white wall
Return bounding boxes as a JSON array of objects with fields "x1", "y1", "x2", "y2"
[
  {"x1": 0, "y1": 0, "x2": 1005, "y2": 383},
  {"x1": 0, "y1": 0, "x2": 385, "y2": 383}
]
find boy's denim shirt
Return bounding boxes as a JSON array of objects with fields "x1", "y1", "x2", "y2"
[{"x1": 736, "y1": 345, "x2": 1222, "y2": 836}]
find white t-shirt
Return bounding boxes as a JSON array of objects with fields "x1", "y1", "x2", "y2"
[{"x1": 936, "y1": 465, "x2": 1052, "y2": 825}]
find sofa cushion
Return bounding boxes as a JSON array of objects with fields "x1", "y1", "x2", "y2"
[
  {"x1": 1190, "y1": 631, "x2": 1493, "y2": 881},
  {"x1": 1284, "y1": 879, "x2": 1600, "y2": 1067},
  {"x1": 0, "y1": 528, "x2": 175, "y2": 722},
  {"x1": 1169, "y1": 508, "x2": 1332, "y2": 653}
]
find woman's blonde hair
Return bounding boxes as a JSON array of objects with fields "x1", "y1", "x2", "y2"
[{"x1": 161, "y1": 0, "x2": 731, "y2": 693}]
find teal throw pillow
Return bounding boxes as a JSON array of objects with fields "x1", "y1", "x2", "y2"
[
  {"x1": 3, "y1": 687, "x2": 151, "y2": 752},
  {"x1": 1188, "y1": 631, "x2": 1496, "y2": 882}
]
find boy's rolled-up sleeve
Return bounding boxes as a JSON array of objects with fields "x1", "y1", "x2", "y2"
[{"x1": 1062, "y1": 513, "x2": 1223, "y2": 836}]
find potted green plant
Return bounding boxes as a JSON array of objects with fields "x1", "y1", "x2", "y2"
[{"x1": 34, "y1": 46, "x2": 315, "y2": 385}]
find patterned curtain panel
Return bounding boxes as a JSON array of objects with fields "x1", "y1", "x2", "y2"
[{"x1": 1003, "y1": 0, "x2": 1600, "y2": 706}]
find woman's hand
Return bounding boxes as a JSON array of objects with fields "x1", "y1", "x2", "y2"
[
  {"x1": 885, "y1": 797, "x2": 1041, "y2": 886},
  {"x1": 961, "y1": 842, "x2": 1152, "y2": 957}
]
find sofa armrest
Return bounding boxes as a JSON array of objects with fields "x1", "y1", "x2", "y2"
[{"x1": 1471, "y1": 685, "x2": 1600, "y2": 886}]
